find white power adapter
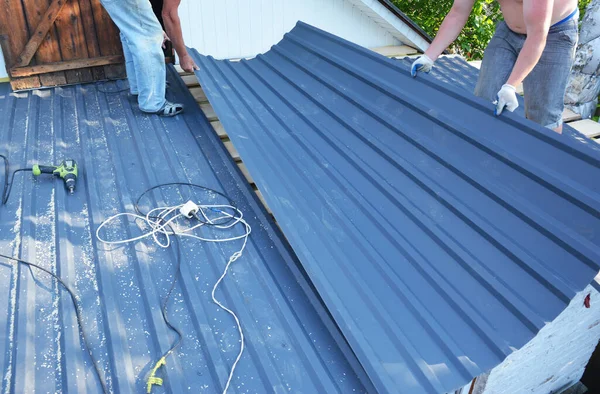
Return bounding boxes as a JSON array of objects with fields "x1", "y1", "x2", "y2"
[{"x1": 180, "y1": 200, "x2": 199, "y2": 219}]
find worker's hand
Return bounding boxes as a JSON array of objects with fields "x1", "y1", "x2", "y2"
[
  {"x1": 180, "y1": 54, "x2": 199, "y2": 73},
  {"x1": 494, "y1": 84, "x2": 519, "y2": 116},
  {"x1": 411, "y1": 55, "x2": 434, "y2": 77},
  {"x1": 162, "y1": 31, "x2": 170, "y2": 49}
]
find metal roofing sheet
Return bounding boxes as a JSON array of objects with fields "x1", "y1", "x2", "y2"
[
  {"x1": 191, "y1": 21, "x2": 600, "y2": 394},
  {"x1": 0, "y1": 67, "x2": 370, "y2": 393},
  {"x1": 394, "y1": 56, "x2": 583, "y2": 139}
]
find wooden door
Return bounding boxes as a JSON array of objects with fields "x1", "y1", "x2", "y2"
[{"x1": 0, "y1": 0, "x2": 126, "y2": 90}]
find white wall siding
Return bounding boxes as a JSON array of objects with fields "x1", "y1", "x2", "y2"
[
  {"x1": 179, "y1": 0, "x2": 401, "y2": 60},
  {"x1": 0, "y1": 47, "x2": 7, "y2": 80},
  {"x1": 347, "y1": 0, "x2": 430, "y2": 51}
]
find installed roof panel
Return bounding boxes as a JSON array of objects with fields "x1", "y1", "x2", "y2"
[
  {"x1": 0, "y1": 67, "x2": 369, "y2": 393},
  {"x1": 191, "y1": 22, "x2": 600, "y2": 394}
]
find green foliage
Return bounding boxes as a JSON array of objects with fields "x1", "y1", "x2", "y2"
[
  {"x1": 392, "y1": 0, "x2": 501, "y2": 60},
  {"x1": 392, "y1": 0, "x2": 591, "y2": 60},
  {"x1": 580, "y1": 0, "x2": 593, "y2": 18}
]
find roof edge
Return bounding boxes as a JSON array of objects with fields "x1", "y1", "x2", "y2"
[{"x1": 376, "y1": 0, "x2": 433, "y2": 45}]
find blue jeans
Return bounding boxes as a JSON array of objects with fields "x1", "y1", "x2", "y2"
[
  {"x1": 475, "y1": 18, "x2": 579, "y2": 129},
  {"x1": 100, "y1": 0, "x2": 166, "y2": 112}
]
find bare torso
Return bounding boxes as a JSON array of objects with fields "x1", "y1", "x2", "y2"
[{"x1": 497, "y1": 0, "x2": 578, "y2": 33}]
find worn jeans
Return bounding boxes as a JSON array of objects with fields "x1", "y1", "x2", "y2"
[
  {"x1": 100, "y1": 0, "x2": 166, "y2": 112},
  {"x1": 475, "y1": 18, "x2": 579, "y2": 129}
]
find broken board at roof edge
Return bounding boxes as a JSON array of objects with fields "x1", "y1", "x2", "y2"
[{"x1": 191, "y1": 21, "x2": 600, "y2": 394}]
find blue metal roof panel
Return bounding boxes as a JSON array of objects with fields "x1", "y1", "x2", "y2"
[
  {"x1": 190, "y1": 22, "x2": 600, "y2": 394},
  {"x1": 0, "y1": 67, "x2": 370, "y2": 393},
  {"x1": 395, "y1": 56, "x2": 583, "y2": 138}
]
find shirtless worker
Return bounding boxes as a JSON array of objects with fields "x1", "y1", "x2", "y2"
[{"x1": 411, "y1": 0, "x2": 579, "y2": 133}]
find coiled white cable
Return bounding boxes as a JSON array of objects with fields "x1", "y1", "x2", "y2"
[{"x1": 96, "y1": 201, "x2": 251, "y2": 393}]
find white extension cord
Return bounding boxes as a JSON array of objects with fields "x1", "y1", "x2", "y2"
[{"x1": 96, "y1": 200, "x2": 251, "y2": 394}]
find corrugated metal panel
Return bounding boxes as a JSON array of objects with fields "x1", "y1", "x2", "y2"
[
  {"x1": 191, "y1": 22, "x2": 600, "y2": 394},
  {"x1": 178, "y1": 0, "x2": 400, "y2": 60},
  {"x1": 0, "y1": 67, "x2": 371, "y2": 393},
  {"x1": 394, "y1": 56, "x2": 583, "y2": 139}
]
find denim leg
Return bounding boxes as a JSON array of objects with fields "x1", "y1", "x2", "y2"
[
  {"x1": 474, "y1": 22, "x2": 519, "y2": 103},
  {"x1": 522, "y1": 21, "x2": 578, "y2": 129},
  {"x1": 120, "y1": 33, "x2": 139, "y2": 95},
  {"x1": 100, "y1": 0, "x2": 165, "y2": 112}
]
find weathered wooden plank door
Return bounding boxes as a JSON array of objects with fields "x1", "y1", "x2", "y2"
[{"x1": 0, "y1": 0, "x2": 125, "y2": 90}]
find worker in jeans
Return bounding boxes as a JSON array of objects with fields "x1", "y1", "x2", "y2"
[
  {"x1": 412, "y1": 0, "x2": 579, "y2": 133},
  {"x1": 99, "y1": 0, "x2": 191, "y2": 117}
]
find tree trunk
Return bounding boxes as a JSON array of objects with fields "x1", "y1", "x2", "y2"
[{"x1": 565, "y1": 0, "x2": 600, "y2": 119}]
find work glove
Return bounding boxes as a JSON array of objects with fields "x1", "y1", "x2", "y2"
[
  {"x1": 411, "y1": 55, "x2": 434, "y2": 77},
  {"x1": 494, "y1": 84, "x2": 519, "y2": 116}
]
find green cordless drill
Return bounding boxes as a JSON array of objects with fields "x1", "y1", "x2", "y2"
[{"x1": 32, "y1": 159, "x2": 78, "y2": 194}]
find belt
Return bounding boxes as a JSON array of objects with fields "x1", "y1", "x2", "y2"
[{"x1": 552, "y1": 8, "x2": 579, "y2": 27}]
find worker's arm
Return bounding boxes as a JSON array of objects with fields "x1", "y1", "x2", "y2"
[
  {"x1": 495, "y1": 0, "x2": 553, "y2": 115},
  {"x1": 162, "y1": 0, "x2": 198, "y2": 72},
  {"x1": 412, "y1": 0, "x2": 476, "y2": 77}
]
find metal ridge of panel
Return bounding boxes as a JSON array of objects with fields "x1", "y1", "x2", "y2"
[
  {"x1": 0, "y1": 67, "x2": 370, "y2": 393},
  {"x1": 191, "y1": 21, "x2": 600, "y2": 394},
  {"x1": 394, "y1": 56, "x2": 583, "y2": 139}
]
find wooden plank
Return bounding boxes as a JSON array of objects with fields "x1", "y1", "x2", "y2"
[
  {"x1": 174, "y1": 64, "x2": 192, "y2": 75},
  {"x1": 13, "y1": 0, "x2": 68, "y2": 67},
  {"x1": 0, "y1": 11, "x2": 28, "y2": 66},
  {"x1": 237, "y1": 162, "x2": 255, "y2": 185},
  {"x1": 54, "y1": 0, "x2": 92, "y2": 84},
  {"x1": 182, "y1": 74, "x2": 200, "y2": 87},
  {"x1": 90, "y1": 66, "x2": 106, "y2": 81},
  {"x1": 26, "y1": 0, "x2": 67, "y2": 85},
  {"x1": 200, "y1": 103, "x2": 218, "y2": 122},
  {"x1": 10, "y1": 55, "x2": 124, "y2": 77},
  {"x1": 210, "y1": 120, "x2": 227, "y2": 138},
  {"x1": 371, "y1": 45, "x2": 418, "y2": 58},
  {"x1": 10, "y1": 76, "x2": 42, "y2": 90},
  {"x1": 39, "y1": 72, "x2": 68, "y2": 86},
  {"x1": 223, "y1": 140, "x2": 241, "y2": 161},
  {"x1": 569, "y1": 119, "x2": 600, "y2": 138},
  {"x1": 77, "y1": 0, "x2": 107, "y2": 84},
  {"x1": 91, "y1": 0, "x2": 121, "y2": 56},
  {"x1": 0, "y1": 34, "x2": 41, "y2": 90},
  {"x1": 254, "y1": 190, "x2": 272, "y2": 214},
  {"x1": 190, "y1": 86, "x2": 208, "y2": 103},
  {"x1": 562, "y1": 108, "x2": 582, "y2": 123},
  {"x1": 78, "y1": 0, "x2": 102, "y2": 57},
  {"x1": 103, "y1": 64, "x2": 126, "y2": 80}
]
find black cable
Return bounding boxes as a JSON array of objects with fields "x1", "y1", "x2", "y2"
[
  {"x1": 159, "y1": 225, "x2": 184, "y2": 358},
  {"x1": 0, "y1": 253, "x2": 109, "y2": 394},
  {"x1": 95, "y1": 82, "x2": 130, "y2": 94},
  {"x1": 134, "y1": 182, "x2": 237, "y2": 226},
  {"x1": 2, "y1": 168, "x2": 33, "y2": 206},
  {"x1": 133, "y1": 183, "x2": 236, "y2": 384},
  {"x1": 0, "y1": 155, "x2": 8, "y2": 205}
]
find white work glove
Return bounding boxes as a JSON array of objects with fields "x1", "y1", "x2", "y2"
[
  {"x1": 494, "y1": 84, "x2": 519, "y2": 116},
  {"x1": 411, "y1": 55, "x2": 434, "y2": 77}
]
